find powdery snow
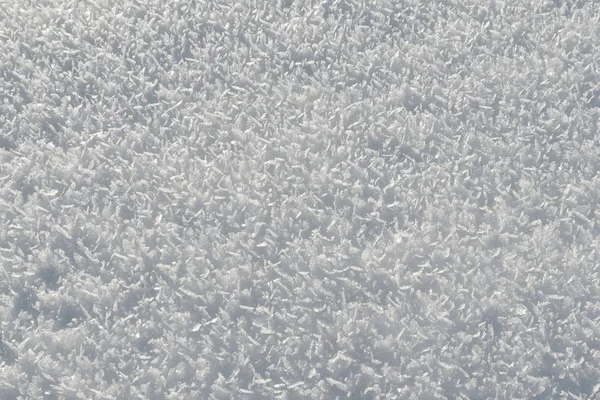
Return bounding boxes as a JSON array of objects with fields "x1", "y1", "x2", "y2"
[{"x1": 1, "y1": 0, "x2": 600, "y2": 398}]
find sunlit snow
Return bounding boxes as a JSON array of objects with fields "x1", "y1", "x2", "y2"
[{"x1": 1, "y1": 0, "x2": 600, "y2": 398}]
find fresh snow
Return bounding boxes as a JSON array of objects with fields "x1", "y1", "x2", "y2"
[{"x1": 1, "y1": 0, "x2": 600, "y2": 399}]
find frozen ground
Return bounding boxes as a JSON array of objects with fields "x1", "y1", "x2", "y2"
[{"x1": 1, "y1": 0, "x2": 600, "y2": 398}]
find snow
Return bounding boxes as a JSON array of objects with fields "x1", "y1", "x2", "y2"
[{"x1": 1, "y1": 0, "x2": 600, "y2": 398}]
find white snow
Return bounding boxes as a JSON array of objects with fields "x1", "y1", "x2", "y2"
[{"x1": 1, "y1": 0, "x2": 600, "y2": 398}]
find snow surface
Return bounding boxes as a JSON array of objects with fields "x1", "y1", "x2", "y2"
[{"x1": 1, "y1": 0, "x2": 600, "y2": 398}]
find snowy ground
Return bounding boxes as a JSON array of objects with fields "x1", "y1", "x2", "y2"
[{"x1": 1, "y1": 0, "x2": 600, "y2": 398}]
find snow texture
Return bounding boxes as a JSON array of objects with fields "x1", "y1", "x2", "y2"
[{"x1": 1, "y1": 0, "x2": 600, "y2": 398}]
